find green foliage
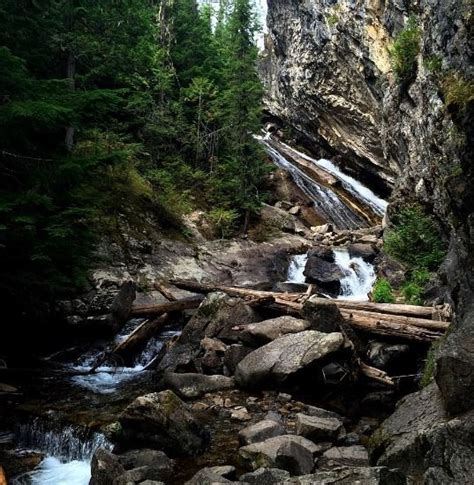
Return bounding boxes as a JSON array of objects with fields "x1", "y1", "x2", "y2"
[
  {"x1": 442, "y1": 72, "x2": 474, "y2": 112},
  {"x1": 208, "y1": 208, "x2": 240, "y2": 238},
  {"x1": 372, "y1": 279, "x2": 396, "y2": 303},
  {"x1": 388, "y1": 16, "x2": 421, "y2": 82},
  {"x1": 385, "y1": 206, "x2": 445, "y2": 271},
  {"x1": 326, "y1": 14, "x2": 339, "y2": 27},
  {"x1": 423, "y1": 55, "x2": 443, "y2": 73}
]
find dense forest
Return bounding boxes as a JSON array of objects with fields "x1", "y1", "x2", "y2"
[{"x1": 0, "y1": 0, "x2": 266, "y2": 322}]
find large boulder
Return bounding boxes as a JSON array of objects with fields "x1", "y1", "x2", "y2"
[
  {"x1": 239, "y1": 316, "x2": 311, "y2": 345},
  {"x1": 185, "y1": 466, "x2": 235, "y2": 484},
  {"x1": 179, "y1": 292, "x2": 260, "y2": 344},
  {"x1": 239, "y1": 419, "x2": 285, "y2": 445},
  {"x1": 295, "y1": 413, "x2": 346, "y2": 443},
  {"x1": 163, "y1": 372, "x2": 235, "y2": 399},
  {"x1": 118, "y1": 390, "x2": 210, "y2": 456},
  {"x1": 235, "y1": 331, "x2": 346, "y2": 388},
  {"x1": 259, "y1": 203, "x2": 296, "y2": 233},
  {"x1": 283, "y1": 466, "x2": 407, "y2": 484},
  {"x1": 371, "y1": 383, "x2": 474, "y2": 484},
  {"x1": 239, "y1": 435, "x2": 318, "y2": 475},
  {"x1": 239, "y1": 467, "x2": 290, "y2": 484},
  {"x1": 302, "y1": 297, "x2": 344, "y2": 333},
  {"x1": 304, "y1": 256, "x2": 346, "y2": 293},
  {"x1": 224, "y1": 344, "x2": 253, "y2": 374},
  {"x1": 317, "y1": 445, "x2": 369, "y2": 470},
  {"x1": 117, "y1": 449, "x2": 174, "y2": 483},
  {"x1": 348, "y1": 243, "x2": 377, "y2": 262},
  {"x1": 435, "y1": 302, "x2": 474, "y2": 414},
  {"x1": 89, "y1": 449, "x2": 125, "y2": 485}
]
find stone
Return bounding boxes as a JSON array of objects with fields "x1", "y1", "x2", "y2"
[
  {"x1": 295, "y1": 413, "x2": 345, "y2": 442},
  {"x1": 179, "y1": 292, "x2": 260, "y2": 345},
  {"x1": 310, "y1": 224, "x2": 333, "y2": 236},
  {"x1": 185, "y1": 466, "x2": 235, "y2": 485},
  {"x1": 239, "y1": 316, "x2": 311, "y2": 345},
  {"x1": 201, "y1": 337, "x2": 227, "y2": 353},
  {"x1": 117, "y1": 449, "x2": 174, "y2": 482},
  {"x1": 283, "y1": 467, "x2": 407, "y2": 484},
  {"x1": 119, "y1": 390, "x2": 210, "y2": 456},
  {"x1": 288, "y1": 205, "x2": 300, "y2": 215},
  {"x1": 239, "y1": 467, "x2": 290, "y2": 484},
  {"x1": 259, "y1": 203, "x2": 296, "y2": 233},
  {"x1": 367, "y1": 342, "x2": 410, "y2": 371},
  {"x1": 372, "y1": 383, "x2": 474, "y2": 484},
  {"x1": 238, "y1": 419, "x2": 285, "y2": 445},
  {"x1": 304, "y1": 406, "x2": 344, "y2": 421},
  {"x1": 304, "y1": 255, "x2": 346, "y2": 293},
  {"x1": 90, "y1": 449, "x2": 125, "y2": 485},
  {"x1": 277, "y1": 393, "x2": 292, "y2": 403},
  {"x1": 317, "y1": 445, "x2": 369, "y2": 470},
  {"x1": 163, "y1": 372, "x2": 235, "y2": 399},
  {"x1": 265, "y1": 411, "x2": 284, "y2": 424},
  {"x1": 273, "y1": 282, "x2": 309, "y2": 293},
  {"x1": 375, "y1": 255, "x2": 407, "y2": 289},
  {"x1": 224, "y1": 344, "x2": 253, "y2": 374},
  {"x1": 239, "y1": 435, "x2": 319, "y2": 474},
  {"x1": 348, "y1": 243, "x2": 377, "y2": 262},
  {"x1": 235, "y1": 331, "x2": 345, "y2": 388},
  {"x1": 302, "y1": 297, "x2": 344, "y2": 333},
  {"x1": 231, "y1": 406, "x2": 251, "y2": 421}
]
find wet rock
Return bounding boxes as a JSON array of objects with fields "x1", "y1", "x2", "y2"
[
  {"x1": 304, "y1": 256, "x2": 345, "y2": 293},
  {"x1": 284, "y1": 466, "x2": 407, "y2": 484},
  {"x1": 367, "y1": 342, "x2": 410, "y2": 371},
  {"x1": 0, "y1": 449, "x2": 43, "y2": 478},
  {"x1": 239, "y1": 435, "x2": 318, "y2": 474},
  {"x1": 224, "y1": 344, "x2": 253, "y2": 374},
  {"x1": 235, "y1": 331, "x2": 345, "y2": 388},
  {"x1": 372, "y1": 383, "x2": 474, "y2": 483},
  {"x1": 307, "y1": 245, "x2": 335, "y2": 262},
  {"x1": 238, "y1": 419, "x2": 285, "y2": 445},
  {"x1": 231, "y1": 406, "x2": 251, "y2": 421},
  {"x1": 90, "y1": 449, "x2": 125, "y2": 485},
  {"x1": 117, "y1": 449, "x2": 174, "y2": 482},
  {"x1": 185, "y1": 465, "x2": 235, "y2": 484},
  {"x1": 156, "y1": 342, "x2": 199, "y2": 374},
  {"x1": 179, "y1": 293, "x2": 259, "y2": 345},
  {"x1": 239, "y1": 467, "x2": 290, "y2": 484},
  {"x1": 239, "y1": 316, "x2": 311, "y2": 345},
  {"x1": 119, "y1": 390, "x2": 210, "y2": 456},
  {"x1": 295, "y1": 413, "x2": 345, "y2": 443},
  {"x1": 349, "y1": 243, "x2": 377, "y2": 262},
  {"x1": 302, "y1": 297, "x2": 344, "y2": 333},
  {"x1": 317, "y1": 445, "x2": 369, "y2": 470}
]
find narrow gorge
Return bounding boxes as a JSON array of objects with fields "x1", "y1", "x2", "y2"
[{"x1": 0, "y1": 1, "x2": 472, "y2": 484}]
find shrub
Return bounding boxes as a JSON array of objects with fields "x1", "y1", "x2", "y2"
[
  {"x1": 384, "y1": 205, "x2": 445, "y2": 270},
  {"x1": 442, "y1": 72, "x2": 474, "y2": 112},
  {"x1": 423, "y1": 55, "x2": 442, "y2": 73},
  {"x1": 372, "y1": 278, "x2": 396, "y2": 303},
  {"x1": 402, "y1": 282, "x2": 423, "y2": 305},
  {"x1": 388, "y1": 16, "x2": 421, "y2": 82},
  {"x1": 208, "y1": 208, "x2": 239, "y2": 239}
]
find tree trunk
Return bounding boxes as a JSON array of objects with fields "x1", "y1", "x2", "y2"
[
  {"x1": 359, "y1": 362, "x2": 394, "y2": 386},
  {"x1": 130, "y1": 295, "x2": 204, "y2": 317}
]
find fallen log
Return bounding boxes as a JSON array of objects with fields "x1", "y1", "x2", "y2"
[
  {"x1": 341, "y1": 310, "x2": 443, "y2": 342},
  {"x1": 130, "y1": 295, "x2": 204, "y2": 317},
  {"x1": 339, "y1": 309, "x2": 449, "y2": 332},
  {"x1": 359, "y1": 362, "x2": 394, "y2": 386},
  {"x1": 154, "y1": 280, "x2": 178, "y2": 302}
]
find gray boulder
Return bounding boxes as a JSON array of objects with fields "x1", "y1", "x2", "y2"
[
  {"x1": 283, "y1": 466, "x2": 406, "y2": 484},
  {"x1": 372, "y1": 383, "x2": 474, "y2": 484},
  {"x1": 239, "y1": 435, "x2": 319, "y2": 474},
  {"x1": 116, "y1": 449, "x2": 174, "y2": 482},
  {"x1": 317, "y1": 445, "x2": 369, "y2": 470},
  {"x1": 240, "y1": 467, "x2": 290, "y2": 484},
  {"x1": 89, "y1": 449, "x2": 125, "y2": 485},
  {"x1": 367, "y1": 342, "x2": 410, "y2": 371},
  {"x1": 349, "y1": 243, "x2": 377, "y2": 262},
  {"x1": 295, "y1": 413, "x2": 346, "y2": 442},
  {"x1": 239, "y1": 316, "x2": 311, "y2": 345},
  {"x1": 119, "y1": 390, "x2": 210, "y2": 456},
  {"x1": 302, "y1": 297, "x2": 345, "y2": 333},
  {"x1": 304, "y1": 256, "x2": 346, "y2": 293},
  {"x1": 235, "y1": 331, "x2": 345, "y2": 388},
  {"x1": 185, "y1": 465, "x2": 235, "y2": 484},
  {"x1": 163, "y1": 372, "x2": 235, "y2": 399},
  {"x1": 239, "y1": 419, "x2": 285, "y2": 445},
  {"x1": 224, "y1": 344, "x2": 253, "y2": 374}
]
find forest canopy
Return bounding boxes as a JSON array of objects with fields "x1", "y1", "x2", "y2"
[{"x1": 0, "y1": 0, "x2": 266, "y2": 319}]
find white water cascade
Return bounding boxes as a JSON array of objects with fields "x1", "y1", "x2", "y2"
[
  {"x1": 333, "y1": 249, "x2": 376, "y2": 301},
  {"x1": 286, "y1": 253, "x2": 308, "y2": 283},
  {"x1": 14, "y1": 421, "x2": 111, "y2": 485}
]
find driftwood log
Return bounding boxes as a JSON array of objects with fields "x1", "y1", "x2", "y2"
[{"x1": 130, "y1": 295, "x2": 205, "y2": 317}]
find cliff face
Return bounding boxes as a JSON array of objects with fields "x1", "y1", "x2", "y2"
[{"x1": 262, "y1": 0, "x2": 473, "y2": 480}]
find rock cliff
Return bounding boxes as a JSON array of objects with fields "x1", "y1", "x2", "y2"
[{"x1": 262, "y1": 0, "x2": 473, "y2": 481}]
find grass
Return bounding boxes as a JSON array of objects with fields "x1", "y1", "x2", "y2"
[{"x1": 372, "y1": 279, "x2": 396, "y2": 303}]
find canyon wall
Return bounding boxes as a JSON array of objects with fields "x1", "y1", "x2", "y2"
[{"x1": 261, "y1": 0, "x2": 474, "y2": 481}]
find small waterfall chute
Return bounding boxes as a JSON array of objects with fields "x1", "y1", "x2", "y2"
[
  {"x1": 286, "y1": 254, "x2": 308, "y2": 284},
  {"x1": 333, "y1": 248, "x2": 376, "y2": 301}
]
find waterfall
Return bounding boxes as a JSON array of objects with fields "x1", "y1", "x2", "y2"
[
  {"x1": 261, "y1": 140, "x2": 367, "y2": 229},
  {"x1": 14, "y1": 420, "x2": 111, "y2": 485},
  {"x1": 277, "y1": 140, "x2": 388, "y2": 216},
  {"x1": 333, "y1": 249, "x2": 376, "y2": 301},
  {"x1": 286, "y1": 254, "x2": 308, "y2": 283}
]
